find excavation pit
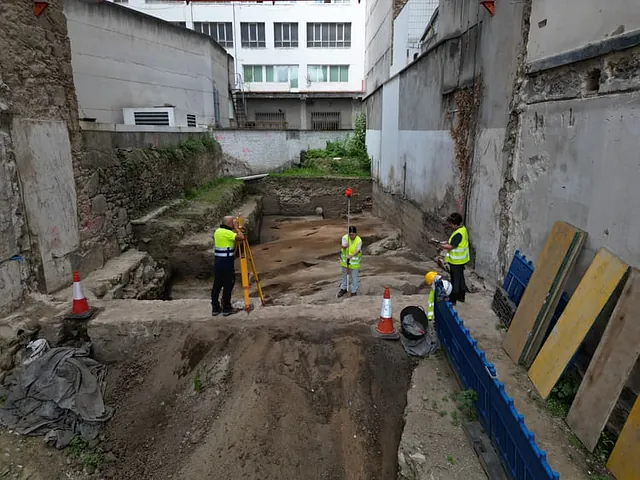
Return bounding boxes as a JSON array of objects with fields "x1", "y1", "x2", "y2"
[
  {"x1": 95, "y1": 322, "x2": 414, "y2": 480},
  {"x1": 163, "y1": 213, "x2": 429, "y2": 305}
]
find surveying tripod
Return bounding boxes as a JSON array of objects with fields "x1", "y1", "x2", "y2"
[{"x1": 235, "y1": 215, "x2": 265, "y2": 312}]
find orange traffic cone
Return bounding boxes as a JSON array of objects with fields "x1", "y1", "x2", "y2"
[
  {"x1": 67, "y1": 271, "x2": 97, "y2": 320},
  {"x1": 372, "y1": 286, "x2": 400, "y2": 340}
]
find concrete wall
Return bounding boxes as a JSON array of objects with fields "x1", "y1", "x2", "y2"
[
  {"x1": 365, "y1": 0, "x2": 394, "y2": 95},
  {"x1": 245, "y1": 97, "x2": 362, "y2": 129},
  {"x1": 63, "y1": 0, "x2": 234, "y2": 127},
  {"x1": 366, "y1": 0, "x2": 526, "y2": 276},
  {"x1": 527, "y1": 0, "x2": 640, "y2": 65},
  {"x1": 0, "y1": 0, "x2": 87, "y2": 307},
  {"x1": 214, "y1": 129, "x2": 355, "y2": 175}
]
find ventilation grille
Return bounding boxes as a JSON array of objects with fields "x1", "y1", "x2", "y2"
[
  {"x1": 133, "y1": 111, "x2": 170, "y2": 126},
  {"x1": 187, "y1": 114, "x2": 197, "y2": 127}
]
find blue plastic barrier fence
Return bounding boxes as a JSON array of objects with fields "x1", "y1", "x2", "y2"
[
  {"x1": 436, "y1": 301, "x2": 560, "y2": 480},
  {"x1": 503, "y1": 250, "x2": 571, "y2": 336},
  {"x1": 503, "y1": 250, "x2": 534, "y2": 306}
]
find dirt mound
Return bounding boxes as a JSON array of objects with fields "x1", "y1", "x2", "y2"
[{"x1": 99, "y1": 322, "x2": 413, "y2": 479}]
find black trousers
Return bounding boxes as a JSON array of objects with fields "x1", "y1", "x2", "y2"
[
  {"x1": 449, "y1": 263, "x2": 467, "y2": 304},
  {"x1": 211, "y1": 267, "x2": 235, "y2": 311}
]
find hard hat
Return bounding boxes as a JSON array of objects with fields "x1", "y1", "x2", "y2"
[{"x1": 425, "y1": 271, "x2": 438, "y2": 286}]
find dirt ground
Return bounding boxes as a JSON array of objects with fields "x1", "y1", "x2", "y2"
[{"x1": 0, "y1": 212, "x2": 603, "y2": 480}]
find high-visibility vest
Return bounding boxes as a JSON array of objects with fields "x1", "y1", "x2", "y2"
[
  {"x1": 446, "y1": 226, "x2": 470, "y2": 265},
  {"x1": 340, "y1": 234, "x2": 362, "y2": 270},
  {"x1": 427, "y1": 289, "x2": 435, "y2": 320},
  {"x1": 213, "y1": 226, "x2": 236, "y2": 267}
]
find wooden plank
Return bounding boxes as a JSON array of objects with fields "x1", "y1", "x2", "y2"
[
  {"x1": 566, "y1": 268, "x2": 640, "y2": 452},
  {"x1": 607, "y1": 394, "x2": 640, "y2": 479},
  {"x1": 520, "y1": 231, "x2": 587, "y2": 367},
  {"x1": 462, "y1": 421, "x2": 508, "y2": 480},
  {"x1": 503, "y1": 222, "x2": 584, "y2": 364},
  {"x1": 528, "y1": 248, "x2": 629, "y2": 399}
]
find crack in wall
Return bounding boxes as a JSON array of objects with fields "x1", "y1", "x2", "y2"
[{"x1": 497, "y1": 0, "x2": 533, "y2": 277}]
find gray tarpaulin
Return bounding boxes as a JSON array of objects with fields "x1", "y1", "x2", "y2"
[{"x1": 0, "y1": 344, "x2": 112, "y2": 448}]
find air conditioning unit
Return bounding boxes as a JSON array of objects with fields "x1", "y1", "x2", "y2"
[{"x1": 123, "y1": 107, "x2": 198, "y2": 127}]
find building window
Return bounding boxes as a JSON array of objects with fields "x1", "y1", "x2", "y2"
[
  {"x1": 274, "y1": 23, "x2": 298, "y2": 48},
  {"x1": 311, "y1": 112, "x2": 341, "y2": 130},
  {"x1": 266, "y1": 65, "x2": 299, "y2": 88},
  {"x1": 307, "y1": 65, "x2": 349, "y2": 83},
  {"x1": 306, "y1": 23, "x2": 351, "y2": 48},
  {"x1": 194, "y1": 22, "x2": 233, "y2": 48},
  {"x1": 243, "y1": 65, "x2": 264, "y2": 82},
  {"x1": 171, "y1": 21, "x2": 187, "y2": 28},
  {"x1": 240, "y1": 23, "x2": 266, "y2": 48}
]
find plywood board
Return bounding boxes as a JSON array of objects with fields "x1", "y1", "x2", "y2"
[
  {"x1": 520, "y1": 231, "x2": 587, "y2": 368},
  {"x1": 528, "y1": 248, "x2": 629, "y2": 400},
  {"x1": 566, "y1": 268, "x2": 640, "y2": 452},
  {"x1": 503, "y1": 222, "x2": 584, "y2": 364},
  {"x1": 607, "y1": 394, "x2": 640, "y2": 479}
]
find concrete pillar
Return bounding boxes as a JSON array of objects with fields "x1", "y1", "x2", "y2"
[{"x1": 300, "y1": 99, "x2": 308, "y2": 130}]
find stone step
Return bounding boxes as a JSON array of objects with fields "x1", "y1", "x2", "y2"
[
  {"x1": 53, "y1": 249, "x2": 169, "y2": 302},
  {"x1": 170, "y1": 195, "x2": 263, "y2": 279}
]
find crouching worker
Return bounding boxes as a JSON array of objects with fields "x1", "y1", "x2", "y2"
[
  {"x1": 424, "y1": 271, "x2": 453, "y2": 321},
  {"x1": 338, "y1": 226, "x2": 362, "y2": 298},
  {"x1": 211, "y1": 215, "x2": 245, "y2": 316}
]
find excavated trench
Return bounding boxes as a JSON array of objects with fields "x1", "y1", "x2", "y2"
[{"x1": 91, "y1": 321, "x2": 414, "y2": 480}]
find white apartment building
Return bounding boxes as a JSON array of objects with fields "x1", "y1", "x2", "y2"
[{"x1": 114, "y1": 0, "x2": 366, "y2": 130}]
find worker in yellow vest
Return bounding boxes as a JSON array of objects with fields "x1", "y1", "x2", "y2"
[
  {"x1": 337, "y1": 226, "x2": 362, "y2": 298},
  {"x1": 438, "y1": 212, "x2": 470, "y2": 305},
  {"x1": 211, "y1": 215, "x2": 244, "y2": 316},
  {"x1": 424, "y1": 271, "x2": 453, "y2": 320}
]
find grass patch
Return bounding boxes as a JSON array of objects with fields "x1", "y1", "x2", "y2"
[
  {"x1": 275, "y1": 112, "x2": 371, "y2": 178},
  {"x1": 66, "y1": 436, "x2": 104, "y2": 470},
  {"x1": 184, "y1": 176, "x2": 242, "y2": 203},
  {"x1": 193, "y1": 368, "x2": 204, "y2": 393},
  {"x1": 455, "y1": 389, "x2": 479, "y2": 421}
]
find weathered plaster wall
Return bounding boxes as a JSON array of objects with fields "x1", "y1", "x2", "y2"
[
  {"x1": 63, "y1": 0, "x2": 233, "y2": 126},
  {"x1": 0, "y1": 0, "x2": 87, "y2": 304},
  {"x1": 364, "y1": 0, "x2": 394, "y2": 95}
]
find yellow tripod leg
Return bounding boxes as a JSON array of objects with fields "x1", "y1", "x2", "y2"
[
  {"x1": 246, "y1": 241, "x2": 265, "y2": 306},
  {"x1": 238, "y1": 241, "x2": 251, "y2": 311}
]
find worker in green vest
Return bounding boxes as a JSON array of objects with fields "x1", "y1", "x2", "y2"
[
  {"x1": 211, "y1": 215, "x2": 244, "y2": 316},
  {"x1": 337, "y1": 226, "x2": 362, "y2": 298},
  {"x1": 438, "y1": 212, "x2": 470, "y2": 305}
]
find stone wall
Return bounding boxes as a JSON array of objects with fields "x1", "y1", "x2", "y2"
[
  {"x1": 249, "y1": 176, "x2": 372, "y2": 218},
  {"x1": 77, "y1": 124, "x2": 222, "y2": 273},
  {"x1": 0, "y1": 0, "x2": 87, "y2": 307}
]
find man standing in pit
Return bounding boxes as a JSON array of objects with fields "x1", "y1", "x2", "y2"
[
  {"x1": 211, "y1": 215, "x2": 244, "y2": 316},
  {"x1": 438, "y1": 212, "x2": 470, "y2": 305},
  {"x1": 338, "y1": 226, "x2": 362, "y2": 298}
]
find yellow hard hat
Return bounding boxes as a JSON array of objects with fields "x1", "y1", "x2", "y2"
[{"x1": 425, "y1": 271, "x2": 438, "y2": 286}]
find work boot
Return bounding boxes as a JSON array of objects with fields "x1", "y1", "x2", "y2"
[
  {"x1": 350, "y1": 292, "x2": 357, "y2": 297},
  {"x1": 337, "y1": 289, "x2": 347, "y2": 298},
  {"x1": 222, "y1": 307, "x2": 240, "y2": 316},
  {"x1": 212, "y1": 306, "x2": 221, "y2": 316}
]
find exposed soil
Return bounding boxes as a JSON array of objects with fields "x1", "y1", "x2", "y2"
[{"x1": 98, "y1": 321, "x2": 413, "y2": 480}]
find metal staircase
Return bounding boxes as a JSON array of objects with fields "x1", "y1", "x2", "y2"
[{"x1": 230, "y1": 73, "x2": 249, "y2": 128}]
